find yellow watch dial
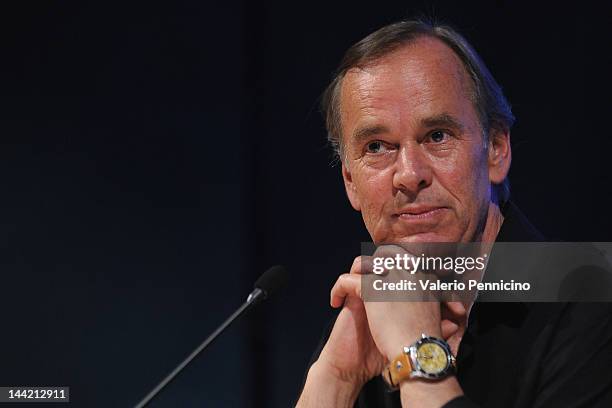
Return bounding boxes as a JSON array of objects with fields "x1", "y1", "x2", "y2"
[{"x1": 416, "y1": 342, "x2": 448, "y2": 374}]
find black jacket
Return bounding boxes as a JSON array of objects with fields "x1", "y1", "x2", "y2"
[{"x1": 305, "y1": 202, "x2": 612, "y2": 407}]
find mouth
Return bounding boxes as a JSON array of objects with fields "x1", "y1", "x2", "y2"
[{"x1": 393, "y1": 206, "x2": 448, "y2": 220}]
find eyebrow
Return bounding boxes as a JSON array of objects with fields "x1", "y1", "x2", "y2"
[
  {"x1": 420, "y1": 113, "x2": 465, "y2": 132},
  {"x1": 351, "y1": 124, "x2": 390, "y2": 145},
  {"x1": 350, "y1": 113, "x2": 465, "y2": 145}
]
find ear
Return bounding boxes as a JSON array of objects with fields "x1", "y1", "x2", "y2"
[
  {"x1": 342, "y1": 163, "x2": 361, "y2": 211},
  {"x1": 488, "y1": 128, "x2": 512, "y2": 184}
]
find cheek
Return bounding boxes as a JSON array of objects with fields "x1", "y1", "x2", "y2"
[
  {"x1": 434, "y1": 149, "x2": 489, "y2": 209},
  {"x1": 468, "y1": 150, "x2": 491, "y2": 200},
  {"x1": 355, "y1": 167, "x2": 392, "y2": 199},
  {"x1": 353, "y1": 167, "x2": 393, "y2": 218}
]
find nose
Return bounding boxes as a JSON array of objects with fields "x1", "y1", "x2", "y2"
[{"x1": 392, "y1": 144, "x2": 433, "y2": 197}]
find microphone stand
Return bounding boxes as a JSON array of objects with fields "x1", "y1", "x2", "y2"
[{"x1": 134, "y1": 288, "x2": 264, "y2": 408}]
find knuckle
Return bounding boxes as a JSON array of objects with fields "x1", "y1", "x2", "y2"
[{"x1": 350, "y1": 256, "x2": 362, "y2": 272}]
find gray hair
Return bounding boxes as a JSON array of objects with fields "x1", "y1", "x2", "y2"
[{"x1": 321, "y1": 19, "x2": 513, "y2": 205}]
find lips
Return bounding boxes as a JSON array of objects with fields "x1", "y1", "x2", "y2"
[{"x1": 394, "y1": 206, "x2": 448, "y2": 220}]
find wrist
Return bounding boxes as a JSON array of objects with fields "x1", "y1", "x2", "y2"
[
  {"x1": 399, "y1": 376, "x2": 463, "y2": 408},
  {"x1": 297, "y1": 360, "x2": 362, "y2": 408}
]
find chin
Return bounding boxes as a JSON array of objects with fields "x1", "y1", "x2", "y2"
[
  {"x1": 377, "y1": 222, "x2": 462, "y2": 244},
  {"x1": 373, "y1": 231, "x2": 458, "y2": 245},
  {"x1": 395, "y1": 232, "x2": 458, "y2": 244}
]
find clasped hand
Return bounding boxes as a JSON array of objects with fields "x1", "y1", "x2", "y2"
[{"x1": 317, "y1": 249, "x2": 467, "y2": 389}]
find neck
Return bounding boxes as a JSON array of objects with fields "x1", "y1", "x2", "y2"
[{"x1": 478, "y1": 201, "x2": 504, "y2": 243}]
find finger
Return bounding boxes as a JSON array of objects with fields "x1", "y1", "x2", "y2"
[
  {"x1": 349, "y1": 256, "x2": 362, "y2": 275},
  {"x1": 330, "y1": 273, "x2": 362, "y2": 308},
  {"x1": 445, "y1": 301, "x2": 466, "y2": 315},
  {"x1": 343, "y1": 293, "x2": 365, "y2": 312},
  {"x1": 349, "y1": 256, "x2": 374, "y2": 275},
  {"x1": 443, "y1": 301, "x2": 467, "y2": 318},
  {"x1": 441, "y1": 319, "x2": 459, "y2": 339}
]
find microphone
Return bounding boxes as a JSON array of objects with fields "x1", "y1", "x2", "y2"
[{"x1": 134, "y1": 265, "x2": 289, "y2": 408}]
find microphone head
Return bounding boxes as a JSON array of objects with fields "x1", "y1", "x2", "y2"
[{"x1": 254, "y1": 265, "x2": 289, "y2": 299}]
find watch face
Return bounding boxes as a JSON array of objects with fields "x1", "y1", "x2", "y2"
[{"x1": 416, "y1": 341, "x2": 449, "y2": 375}]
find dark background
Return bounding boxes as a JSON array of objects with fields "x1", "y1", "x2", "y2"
[{"x1": 1, "y1": 1, "x2": 609, "y2": 407}]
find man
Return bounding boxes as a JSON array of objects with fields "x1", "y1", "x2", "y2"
[{"x1": 296, "y1": 20, "x2": 612, "y2": 407}]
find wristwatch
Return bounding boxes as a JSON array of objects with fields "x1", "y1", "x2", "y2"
[{"x1": 382, "y1": 333, "x2": 456, "y2": 390}]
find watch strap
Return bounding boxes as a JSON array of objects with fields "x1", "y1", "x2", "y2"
[{"x1": 383, "y1": 348, "x2": 412, "y2": 390}]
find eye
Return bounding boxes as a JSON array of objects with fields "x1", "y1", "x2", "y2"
[
  {"x1": 365, "y1": 140, "x2": 387, "y2": 154},
  {"x1": 427, "y1": 130, "x2": 450, "y2": 143}
]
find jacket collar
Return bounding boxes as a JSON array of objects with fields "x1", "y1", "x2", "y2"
[
  {"x1": 458, "y1": 201, "x2": 545, "y2": 365},
  {"x1": 496, "y1": 201, "x2": 545, "y2": 243}
]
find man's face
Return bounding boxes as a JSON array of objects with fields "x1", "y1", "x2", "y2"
[{"x1": 340, "y1": 37, "x2": 499, "y2": 244}]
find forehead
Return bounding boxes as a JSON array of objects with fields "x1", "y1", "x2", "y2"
[{"x1": 339, "y1": 37, "x2": 477, "y2": 136}]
